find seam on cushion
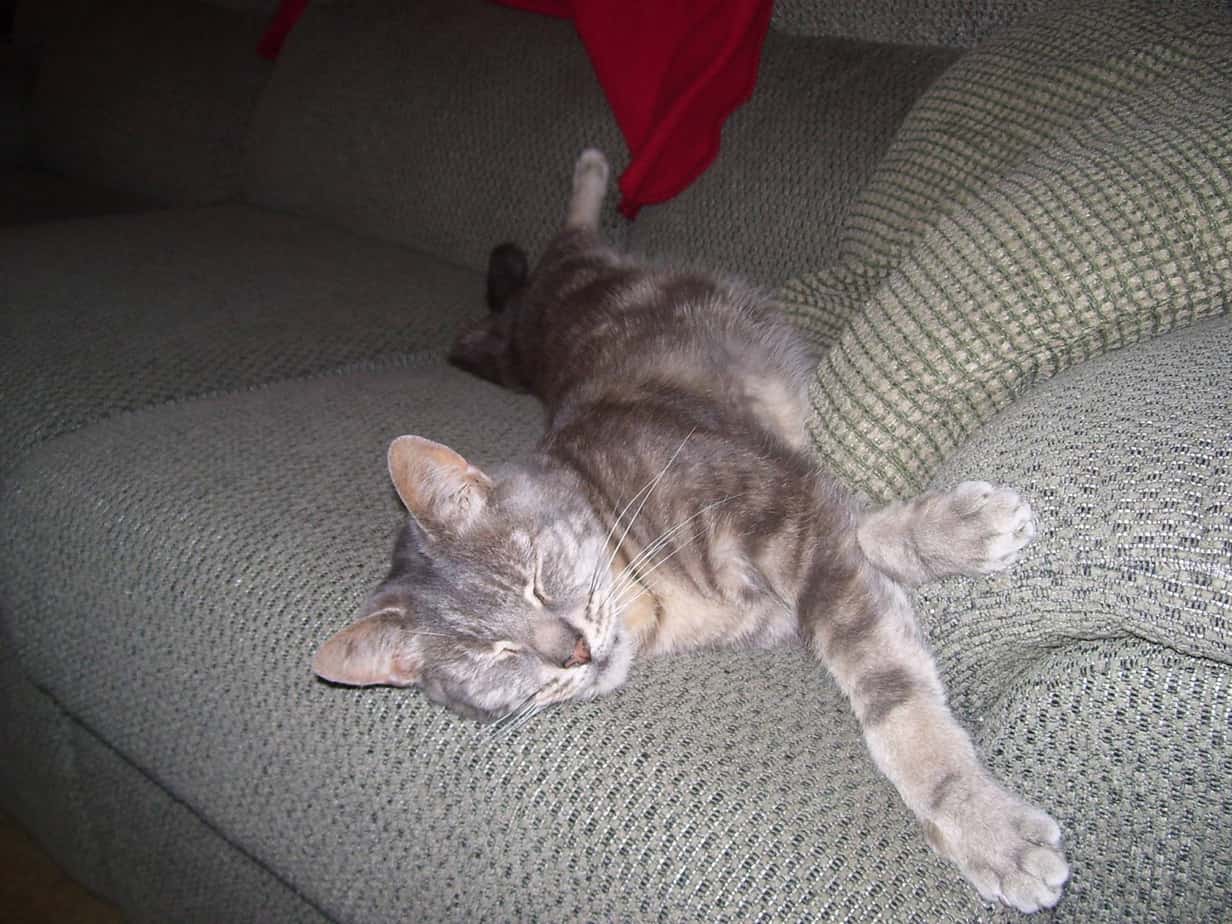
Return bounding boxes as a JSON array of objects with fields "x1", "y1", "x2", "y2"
[
  {"x1": 3, "y1": 347, "x2": 452, "y2": 481},
  {"x1": 27, "y1": 678, "x2": 337, "y2": 924}
]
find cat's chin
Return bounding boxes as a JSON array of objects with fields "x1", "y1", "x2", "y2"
[{"x1": 586, "y1": 627, "x2": 634, "y2": 698}]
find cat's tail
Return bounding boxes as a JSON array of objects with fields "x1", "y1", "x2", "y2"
[{"x1": 485, "y1": 242, "x2": 529, "y2": 312}]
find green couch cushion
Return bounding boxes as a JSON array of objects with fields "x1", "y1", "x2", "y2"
[
  {"x1": 973, "y1": 641, "x2": 1231, "y2": 922},
  {"x1": 0, "y1": 204, "x2": 487, "y2": 475},
  {"x1": 918, "y1": 311, "x2": 1232, "y2": 721},
  {"x1": 779, "y1": 0, "x2": 1232, "y2": 501},
  {"x1": 1, "y1": 357, "x2": 1047, "y2": 923},
  {"x1": 916, "y1": 315, "x2": 1232, "y2": 920},
  {"x1": 628, "y1": 32, "x2": 957, "y2": 285},
  {"x1": 246, "y1": 0, "x2": 626, "y2": 274}
]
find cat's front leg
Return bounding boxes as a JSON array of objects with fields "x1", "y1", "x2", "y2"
[
  {"x1": 857, "y1": 481, "x2": 1036, "y2": 586},
  {"x1": 800, "y1": 555, "x2": 1068, "y2": 912}
]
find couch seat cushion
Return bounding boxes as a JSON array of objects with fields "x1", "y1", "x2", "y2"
[
  {"x1": 0, "y1": 204, "x2": 486, "y2": 474},
  {"x1": 0, "y1": 357, "x2": 1024, "y2": 922}
]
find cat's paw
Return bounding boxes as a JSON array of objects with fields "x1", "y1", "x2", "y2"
[
  {"x1": 925, "y1": 779, "x2": 1069, "y2": 913},
  {"x1": 941, "y1": 481, "x2": 1036, "y2": 576},
  {"x1": 574, "y1": 148, "x2": 610, "y2": 186}
]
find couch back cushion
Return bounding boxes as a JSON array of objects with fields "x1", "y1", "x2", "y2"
[
  {"x1": 28, "y1": 0, "x2": 272, "y2": 205},
  {"x1": 779, "y1": 0, "x2": 1232, "y2": 502},
  {"x1": 771, "y1": 0, "x2": 1061, "y2": 47},
  {"x1": 246, "y1": 0, "x2": 625, "y2": 273},
  {"x1": 627, "y1": 31, "x2": 957, "y2": 286}
]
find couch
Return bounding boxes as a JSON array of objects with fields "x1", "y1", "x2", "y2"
[{"x1": 2, "y1": 1, "x2": 1229, "y2": 921}]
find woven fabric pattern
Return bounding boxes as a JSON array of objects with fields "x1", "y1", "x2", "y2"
[
  {"x1": 246, "y1": 0, "x2": 626, "y2": 274},
  {"x1": 0, "y1": 640, "x2": 108, "y2": 901},
  {"x1": 977, "y1": 642, "x2": 1231, "y2": 922},
  {"x1": 69, "y1": 720, "x2": 335, "y2": 924},
  {"x1": 29, "y1": 0, "x2": 271, "y2": 205},
  {"x1": 629, "y1": 32, "x2": 957, "y2": 285},
  {"x1": 0, "y1": 205, "x2": 487, "y2": 474},
  {"x1": 772, "y1": 0, "x2": 1057, "y2": 46},
  {"x1": 779, "y1": 1, "x2": 1232, "y2": 501},
  {"x1": 2, "y1": 648, "x2": 334, "y2": 924},
  {"x1": 915, "y1": 314, "x2": 1232, "y2": 920},
  {"x1": 920, "y1": 315, "x2": 1232, "y2": 711}
]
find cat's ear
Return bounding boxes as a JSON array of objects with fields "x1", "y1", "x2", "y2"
[
  {"x1": 387, "y1": 435, "x2": 492, "y2": 535},
  {"x1": 312, "y1": 606, "x2": 420, "y2": 687}
]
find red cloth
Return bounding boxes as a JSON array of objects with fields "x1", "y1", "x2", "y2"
[
  {"x1": 497, "y1": 0, "x2": 773, "y2": 218},
  {"x1": 257, "y1": 0, "x2": 310, "y2": 61}
]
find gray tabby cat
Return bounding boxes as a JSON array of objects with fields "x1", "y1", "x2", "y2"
[{"x1": 313, "y1": 149, "x2": 1069, "y2": 913}]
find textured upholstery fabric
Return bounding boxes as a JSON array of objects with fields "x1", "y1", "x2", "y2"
[
  {"x1": 917, "y1": 314, "x2": 1232, "y2": 921},
  {"x1": 0, "y1": 656, "x2": 332, "y2": 924},
  {"x1": 0, "y1": 639, "x2": 109, "y2": 900},
  {"x1": 0, "y1": 358, "x2": 1034, "y2": 922},
  {"x1": 628, "y1": 32, "x2": 957, "y2": 285},
  {"x1": 780, "y1": 1, "x2": 1232, "y2": 501},
  {"x1": 0, "y1": 204, "x2": 486, "y2": 474},
  {"x1": 30, "y1": 0, "x2": 271, "y2": 204},
  {"x1": 247, "y1": 0, "x2": 626, "y2": 274},
  {"x1": 69, "y1": 719, "x2": 334, "y2": 924},
  {"x1": 772, "y1": 0, "x2": 1062, "y2": 46}
]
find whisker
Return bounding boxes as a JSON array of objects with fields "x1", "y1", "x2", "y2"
[
  {"x1": 491, "y1": 692, "x2": 538, "y2": 733},
  {"x1": 604, "y1": 494, "x2": 744, "y2": 606},
  {"x1": 591, "y1": 428, "x2": 697, "y2": 596},
  {"x1": 612, "y1": 511, "x2": 758, "y2": 619},
  {"x1": 505, "y1": 703, "x2": 547, "y2": 735},
  {"x1": 589, "y1": 471, "x2": 658, "y2": 595},
  {"x1": 609, "y1": 523, "x2": 711, "y2": 611},
  {"x1": 606, "y1": 512, "x2": 710, "y2": 601}
]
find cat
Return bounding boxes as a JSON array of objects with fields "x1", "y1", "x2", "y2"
[{"x1": 312, "y1": 149, "x2": 1069, "y2": 913}]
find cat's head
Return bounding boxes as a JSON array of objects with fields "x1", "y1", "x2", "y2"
[{"x1": 312, "y1": 435, "x2": 633, "y2": 722}]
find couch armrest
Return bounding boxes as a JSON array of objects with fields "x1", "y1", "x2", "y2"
[{"x1": 916, "y1": 313, "x2": 1231, "y2": 717}]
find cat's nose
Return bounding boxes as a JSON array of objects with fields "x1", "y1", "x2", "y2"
[{"x1": 563, "y1": 636, "x2": 591, "y2": 668}]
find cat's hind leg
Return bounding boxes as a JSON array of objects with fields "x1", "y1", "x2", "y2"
[
  {"x1": 800, "y1": 553, "x2": 1068, "y2": 911},
  {"x1": 565, "y1": 148, "x2": 610, "y2": 230},
  {"x1": 857, "y1": 481, "x2": 1036, "y2": 587}
]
